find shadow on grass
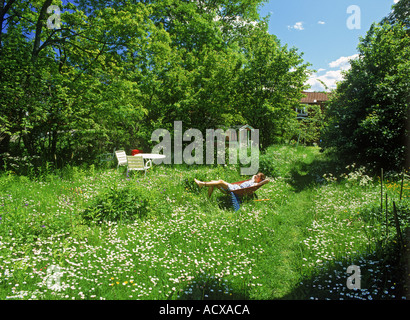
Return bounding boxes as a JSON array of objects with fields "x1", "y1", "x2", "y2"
[
  {"x1": 288, "y1": 155, "x2": 347, "y2": 193},
  {"x1": 174, "y1": 273, "x2": 250, "y2": 300},
  {"x1": 215, "y1": 195, "x2": 235, "y2": 211},
  {"x1": 169, "y1": 241, "x2": 408, "y2": 301},
  {"x1": 281, "y1": 240, "x2": 408, "y2": 300},
  {"x1": 214, "y1": 193, "x2": 258, "y2": 211}
]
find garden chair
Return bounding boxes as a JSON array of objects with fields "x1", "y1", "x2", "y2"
[
  {"x1": 215, "y1": 179, "x2": 270, "y2": 211},
  {"x1": 115, "y1": 150, "x2": 127, "y2": 169},
  {"x1": 214, "y1": 179, "x2": 270, "y2": 197},
  {"x1": 126, "y1": 155, "x2": 152, "y2": 176}
]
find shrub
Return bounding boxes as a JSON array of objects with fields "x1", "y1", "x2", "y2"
[
  {"x1": 81, "y1": 184, "x2": 150, "y2": 223},
  {"x1": 258, "y1": 150, "x2": 279, "y2": 178}
]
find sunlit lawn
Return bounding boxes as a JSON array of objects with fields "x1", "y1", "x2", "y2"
[{"x1": 0, "y1": 145, "x2": 409, "y2": 300}]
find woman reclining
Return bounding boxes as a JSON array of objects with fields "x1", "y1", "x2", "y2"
[{"x1": 194, "y1": 172, "x2": 267, "y2": 198}]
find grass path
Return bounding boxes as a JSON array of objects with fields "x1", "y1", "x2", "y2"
[{"x1": 252, "y1": 178, "x2": 317, "y2": 298}]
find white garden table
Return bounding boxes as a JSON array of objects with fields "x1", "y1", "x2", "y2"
[{"x1": 135, "y1": 153, "x2": 166, "y2": 160}]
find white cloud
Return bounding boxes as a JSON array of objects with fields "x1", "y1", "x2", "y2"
[
  {"x1": 394, "y1": 0, "x2": 399, "y2": 3},
  {"x1": 318, "y1": 21, "x2": 325, "y2": 25},
  {"x1": 306, "y1": 70, "x2": 343, "y2": 91},
  {"x1": 328, "y1": 54, "x2": 359, "y2": 70},
  {"x1": 306, "y1": 54, "x2": 359, "y2": 91},
  {"x1": 288, "y1": 21, "x2": 304, "y2": 31}
]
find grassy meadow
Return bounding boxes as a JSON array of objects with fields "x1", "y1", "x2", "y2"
[{"x1": 0, "y1": 145, "x2": 409, "y2": 300}]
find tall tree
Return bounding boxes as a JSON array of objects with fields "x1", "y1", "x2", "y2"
[
  {"x1": 382, "y1": 0, "x2": 410, "y2": 28},
  {"x1": 236, "y1": 24, "x2": 310, "y2": 147},
  {"x1": 0, "y1": 0, "x2": 165, "y2": 166},
  {"x1": 323, "y1": 4, "x2": 410, "y2": 170}
]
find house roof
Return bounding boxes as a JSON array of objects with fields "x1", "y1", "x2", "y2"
[{"x1": 301, "y1": 91, "x2": 330, "y2": 104}]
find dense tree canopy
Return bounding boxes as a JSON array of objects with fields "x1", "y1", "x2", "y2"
[
  {"x1": 323, "y1": 0, "x2": 410, "y2": 171},
  {"x1": 0, "y1": 0, "x2": 310, "y2": 171}
]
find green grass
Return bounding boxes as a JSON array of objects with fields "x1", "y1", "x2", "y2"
[{"x1": 0, "y1": 145, "x2": 409, "y2": 300}]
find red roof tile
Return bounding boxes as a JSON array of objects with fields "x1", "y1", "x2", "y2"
[{"x1": 301, "y1": 91, "x2": 330, "y2": 104}]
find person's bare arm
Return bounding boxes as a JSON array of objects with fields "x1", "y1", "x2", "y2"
[{"x1": 256, "y1": 179, "x2": 270, "y2": 187}]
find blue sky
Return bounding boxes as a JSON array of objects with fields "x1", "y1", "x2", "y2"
[{"x1": 258, "y1": 0, "x2": 399, "y2": 91}]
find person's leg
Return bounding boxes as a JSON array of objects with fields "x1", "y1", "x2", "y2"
[
  {"x1": 208, "y1": 186, "x2": 214, "y2": 198},
  {"x1": 194, "y1": 178, "x2": 230, "y2": 190}
]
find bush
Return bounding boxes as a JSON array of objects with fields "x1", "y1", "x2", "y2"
[
  {"x1": 81, "y1": 184, "x2": 150, "y2": 223},
  {"x1": 258, "y1": 150, "x2": 279, "y2": 178}
]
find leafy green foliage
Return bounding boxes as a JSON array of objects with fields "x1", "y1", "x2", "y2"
[
  {"x1": 286, "y1": 104, "x2": 326, "y2": 145},
  {"x1": 323, "y1": 19, "x2": 410, "y2": 170},
  {"x1": 236, "y1": 28, "x2": 311, "y2": 147},
  {"x1": 81, "y1": 185, "x2": 150, "y2": 223},
  {"x1": 0, "y1": 0, "x2": 309, "y2": 172},
  {"x1": 382, "y1": 0, "x2": 410, "y2": 28}
]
